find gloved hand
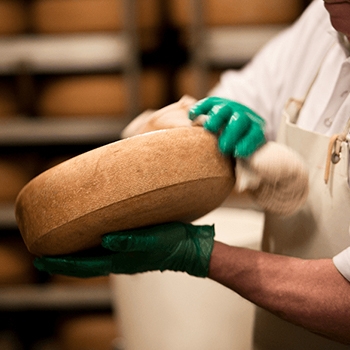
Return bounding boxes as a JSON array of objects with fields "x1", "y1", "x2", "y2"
[
  {"x1": 33, "y1": 222, "x2": 215, "y2": 278},
  {"x1": 189, "y1": 96, "x2": 266, "y2": 158}
]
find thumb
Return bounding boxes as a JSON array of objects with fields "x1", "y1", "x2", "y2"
[{"x1": 188, "y1": 97, "x2": 215, "y2": 120}]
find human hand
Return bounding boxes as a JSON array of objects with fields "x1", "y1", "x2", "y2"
[
  {"x1": 189, "y1": 96, "x2": 266, "y2": 158},
  {"x1": 33, "y1": 222, "x2": 215, "y2": 278}
]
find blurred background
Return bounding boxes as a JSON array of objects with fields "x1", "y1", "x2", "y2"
[{"x1": 0, "y1": 0, "x2": 311, "y2": 349}]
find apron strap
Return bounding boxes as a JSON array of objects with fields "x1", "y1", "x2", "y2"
[{"x1": 281, "y1": 40, "x2": 346, "y2": 185}]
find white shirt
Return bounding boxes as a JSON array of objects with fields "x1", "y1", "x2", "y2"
[
  {"x1": 210, "y1": 0, "x2": 350, "y2": 281},
  {"x1": 210, "y1": 0, "x2": 350, "y2": 141}
]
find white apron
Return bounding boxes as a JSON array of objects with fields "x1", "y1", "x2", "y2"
[{"x1": 252, "y1": 98, "x2": 350, "y2": 349}]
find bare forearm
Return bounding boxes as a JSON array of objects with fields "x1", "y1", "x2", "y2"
[{"x1": 208, "y1": 241, "x2": 350, "y2": 344}]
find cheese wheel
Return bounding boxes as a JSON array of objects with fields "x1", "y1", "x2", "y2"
[
  {"x1": 0, "y1": 1, "x2": 27, "y2": 35},
  {"x1": 140, "y1": 69, "x2": 168, "y2": 111},
  {"x1": 15, "y1": 127, "x2": 235, "y2": 256},
  {"x1": 0, "y1": 239, "x2": 36, "y2": 285},
  {"x1": 174, "y1": 66, "x2": 221, "y2": 100},
  {"x1": 58, "y1": 314, "x2": 120, "y2": 350},
  {"x1": 37, "y1": 71, "x2": 166, "y2": 117},
  {"x1": 31, "y1": 0, "x2": 160, "y2": 33},
  {"x1": 51, "y1": 274, "x2": 110, "y2": 286},
  {"x1": 0, "y1": 157, "x2": 34, "y2": 203},
  {"x1": 170, "y1": 0, "x2": 303, "y2": 26},
  {"x1": 37, "y1": 75, "x2": 127, "y2": 117},
  {"x1": 31, "y1": 0, "x2": 123, "y2": 33},
  {"x1": 0, "y1": 82, "x2": 17, "y2": 118}
]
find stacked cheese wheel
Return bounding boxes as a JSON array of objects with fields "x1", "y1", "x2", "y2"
[
  {"x1": 174, "y1": 66, "x2": 222, "y2": 100},
  {"x1": 169, "y1": 0, "x2": 303, "y2": 26},
  {"x1": 0, "y1": 157, "x2": 35, "y2": 204},
  {"x1": 30, "y1": 0, "x2": 161, "y2": 50},
  {"x1": 37, "y1": 69, "x2": 167, "y2": 118},
  {"x1": 31, "y1": 0, "x2": 160, "y2": 32},
  {"x1": 0, "y1": 238, "x2": 36, "y2": 285},
  {"x1": 0, "y1": 81, "x2": 18, "y2": 118},
  {"x1": 0, "y1": 1, "x2": 27, "y2": 35},
  {"x1": 58, "y1": 314, "x2": 122, "y2": 350}
]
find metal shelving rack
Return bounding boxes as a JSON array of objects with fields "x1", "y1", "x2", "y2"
[
  {"x1": 0, "y1": 1, "x2": 141, "y2": 142},
  {"x1": 0, "y1": 284, "x2": 112, "y2": 311},
  {"x1": 0, "y1": 0, "x2": 141, "y2": 311}
]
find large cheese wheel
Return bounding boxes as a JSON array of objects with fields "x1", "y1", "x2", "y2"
[
  {"x1": 15, "y1": 127, "x2": 235, "y2": 256},
  {"x1": 170, "y1": 0, "x2": 303, "y2": 26}
]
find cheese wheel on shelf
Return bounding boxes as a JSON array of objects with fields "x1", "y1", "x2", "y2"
[
  {"x1": 174, "y1": 65, "x2": 221, "y2": 100},
  {"x1": 169, "y1": 0, "x2": 303, "y2": 26},
  {"x1": 37, "y1": 75, "x2": 127, "y2": 117},
  {"x1": 30, "y1": 0, "x2": 161, "y2": 50},
  {"x1": 140, "y1": 69, "x2": 168, "y2": 111},
  {"x1": 0, "y1": 157, "x2": 34, "y2": 204},
  {"x1": 0, "y1": 82, "x2": 17, "y2": 118},
  {"x1": 37, "y1": 71, "x2": 167, "y2": 118},
  {"x1": 31, "y1": 0, "x2": 160, "y2": 33},
  {"x1": 0, "y1": 1, "x2": 27, "y2": 35},
  {"x1": 58, "y1": 314, "x2": 121, "y2": 350},
  {"x1": 0, "y1": 238, "x2": 36, "y2": 285},
  {"x1": 31, "y1": 0, "x2": 123, "y2": 33},
  {"x1": 50, "y1": 274, "x2": 110, "y2": 286}
]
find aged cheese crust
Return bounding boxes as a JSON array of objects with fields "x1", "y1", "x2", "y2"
[{"x1": 15, "y1": 127, "x2": 235, "y2": 256}]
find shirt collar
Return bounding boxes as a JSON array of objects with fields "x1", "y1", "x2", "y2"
[
  {"x1": 326, "y1": 28, "x2": 350, "y2": 56},
  {"x1": 337, "y1": 33, "x2": 350, "y2": 57}
]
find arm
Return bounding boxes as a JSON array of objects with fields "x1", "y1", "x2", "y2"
[
  {"x1": 34, "y1": 222, "x2": 350, "y2": 344},
  {"x1": 208, "y1": 1, "x2": 332, "y2": 142},
  {"x1": 209, "y1": 241, "x2": 350, "y2": 344}
]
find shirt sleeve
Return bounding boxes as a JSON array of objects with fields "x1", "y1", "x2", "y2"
[
  {"x1": 333, "y1": 247, "x2": 350, "y2": 282},
  {"x1": 208, "y1": 0, "x2": 333, "y2": 141}
]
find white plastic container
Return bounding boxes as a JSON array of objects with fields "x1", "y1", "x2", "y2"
[{"x1": 111, "y1": 207, "x2": 264, "y2": 350}]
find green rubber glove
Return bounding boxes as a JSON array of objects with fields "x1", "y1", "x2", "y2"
[
  {"x1": 34, "y1": 222, "x2": 215, "y2": 278},
  {"x1": 189, "y1": 96, "x2": 266, "y2": 158}
]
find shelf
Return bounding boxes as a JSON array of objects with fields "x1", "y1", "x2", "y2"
[
  {"x1": 0, "y1": 117, "x2": 128, "y2": 146},
  {"x1": 0, "y1": 33, "x2": 130, "y2": 74},
  {"x1": 204, "y1": 25, "x2": 287, "y2": 66},
  {"x1": 0, "y1": 284, "x2": 112, "y2": 311},
  {"x1": 0, "y1": 204, "x2": 16, "y2": 229}
]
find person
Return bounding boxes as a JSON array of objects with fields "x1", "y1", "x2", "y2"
[{"x1": 34, "y1": 0, "x2": 350, "y2": 348}]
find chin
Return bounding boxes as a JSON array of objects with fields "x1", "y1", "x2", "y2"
[
  {"x1": 331, "y1": 20, "x2": 350, "y2": 39},
  {"x1": 325, "y1": 2, "x2": 350, "y2": 37}
]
